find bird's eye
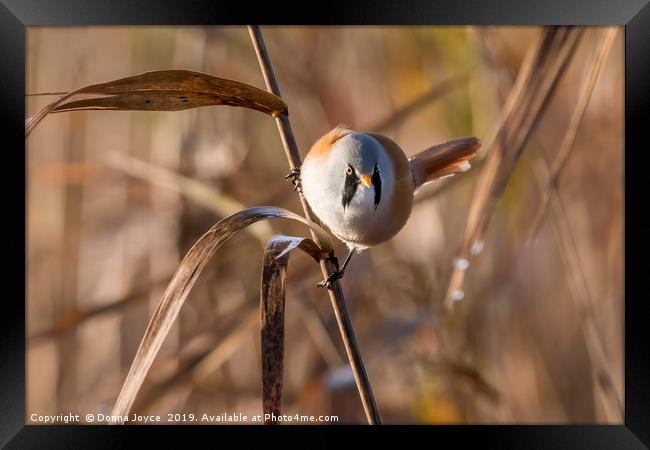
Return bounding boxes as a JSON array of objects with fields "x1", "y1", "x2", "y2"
[{"x1": 345, "y1": 166, "x2": 354, "y2": 175}]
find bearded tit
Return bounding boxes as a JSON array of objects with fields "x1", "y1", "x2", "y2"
[{"x1": 297, "y1": 125, "x2": 480, "y2": 287}]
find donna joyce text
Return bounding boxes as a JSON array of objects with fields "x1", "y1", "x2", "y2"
[
  {"x1": 31, "y1": 412, "x2": 339, "y2": 424},
  {"x1": 30, "y1": 412, "x2": 249, "y2": 423},
  {"x1": 30, "y1": 412, "x2": 251, "y2": 423}
]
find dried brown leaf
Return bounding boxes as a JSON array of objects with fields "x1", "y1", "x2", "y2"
[
  {"x1": 111, "y1": 207, "x2": 332, "y2": 422},
  {"x1": 260, "y1": 235, "x2": 324, "y2": 424},
  {"x1": 25, "y1": 70, "x2": 288, "y2": 136}
]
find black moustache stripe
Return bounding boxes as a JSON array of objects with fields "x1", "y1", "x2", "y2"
[
  {"x1": 372, "y1": 164, "x2": 381, "y2": 210},
  {"x1": 342, "y1": 169, "x2": 358, "y2": 209},
  {"x1": 341, "y1": 164, "x2": 382, "y2": 211}
]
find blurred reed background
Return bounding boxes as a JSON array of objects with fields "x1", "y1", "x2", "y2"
[{"x1": 26, "y1": 26, "x2": 623, "y2": 424}]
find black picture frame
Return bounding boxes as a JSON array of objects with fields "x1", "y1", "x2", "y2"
[{"x1": 2, "y1": 0, "x2": 648, "y2": 447}]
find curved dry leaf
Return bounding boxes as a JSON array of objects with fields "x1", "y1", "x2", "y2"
[
  {"x1": 260, "y1": 235, "x2": 326, "y2": 424},
  {"x1": 25, "y1": 70, "x2": 288, "y2": 137},
  {"x1": 110, "y1": 207, "x2": 332, "y2": 422}
]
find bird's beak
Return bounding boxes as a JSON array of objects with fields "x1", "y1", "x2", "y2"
[{"x1": 360, "y1": 175, "x2": 372, "y2": 189}]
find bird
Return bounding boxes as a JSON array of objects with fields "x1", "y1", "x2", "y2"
[{"x1": 295, "y1": 125, "x2": 481, "y2": 288}]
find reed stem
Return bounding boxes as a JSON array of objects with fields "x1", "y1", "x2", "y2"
[{"x1": 248, "y1": 25, "x2": 382, "y2": 425}]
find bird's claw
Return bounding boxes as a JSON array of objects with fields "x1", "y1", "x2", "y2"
[
  {"x1": 316, "y1": 270, "x2": 344, "y2": 289},
  {"x1": 285, "y1": 167, "x2": 302, "y2": 192},
  {"x1": 317, "y1": 255, "x2": 341, "y2": 289}
]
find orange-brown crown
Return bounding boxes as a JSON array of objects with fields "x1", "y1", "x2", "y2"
[{"x1": 305, "y1": 125, "x2": 353, "y2": 161}]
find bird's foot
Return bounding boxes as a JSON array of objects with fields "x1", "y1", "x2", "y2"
[
  {"x1": 316, "y1": 270, "x2": 344, "y2": 289},
  {"x1": 285, "y1": 167, "x2": 302, "y2": 192},
  {"x1": 317, "y1": 255, "x2": 342, "y2": 289}
]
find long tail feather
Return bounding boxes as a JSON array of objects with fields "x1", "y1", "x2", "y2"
[{"x1": 409, "y1": 136, "x2": 481, "y2": 188}]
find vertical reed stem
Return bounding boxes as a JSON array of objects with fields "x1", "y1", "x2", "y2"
[{"x1": 248, "y1": 25, "x2": 382, "y2": 425}]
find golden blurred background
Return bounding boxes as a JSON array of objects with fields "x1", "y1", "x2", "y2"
[{"x1": 26, "y1": 26, "x2": 623, "y2": 424}]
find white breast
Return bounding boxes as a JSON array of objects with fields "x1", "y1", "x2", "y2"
[{"x1": 301, "y1": 134, "x2": 402, "y2": 249}]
